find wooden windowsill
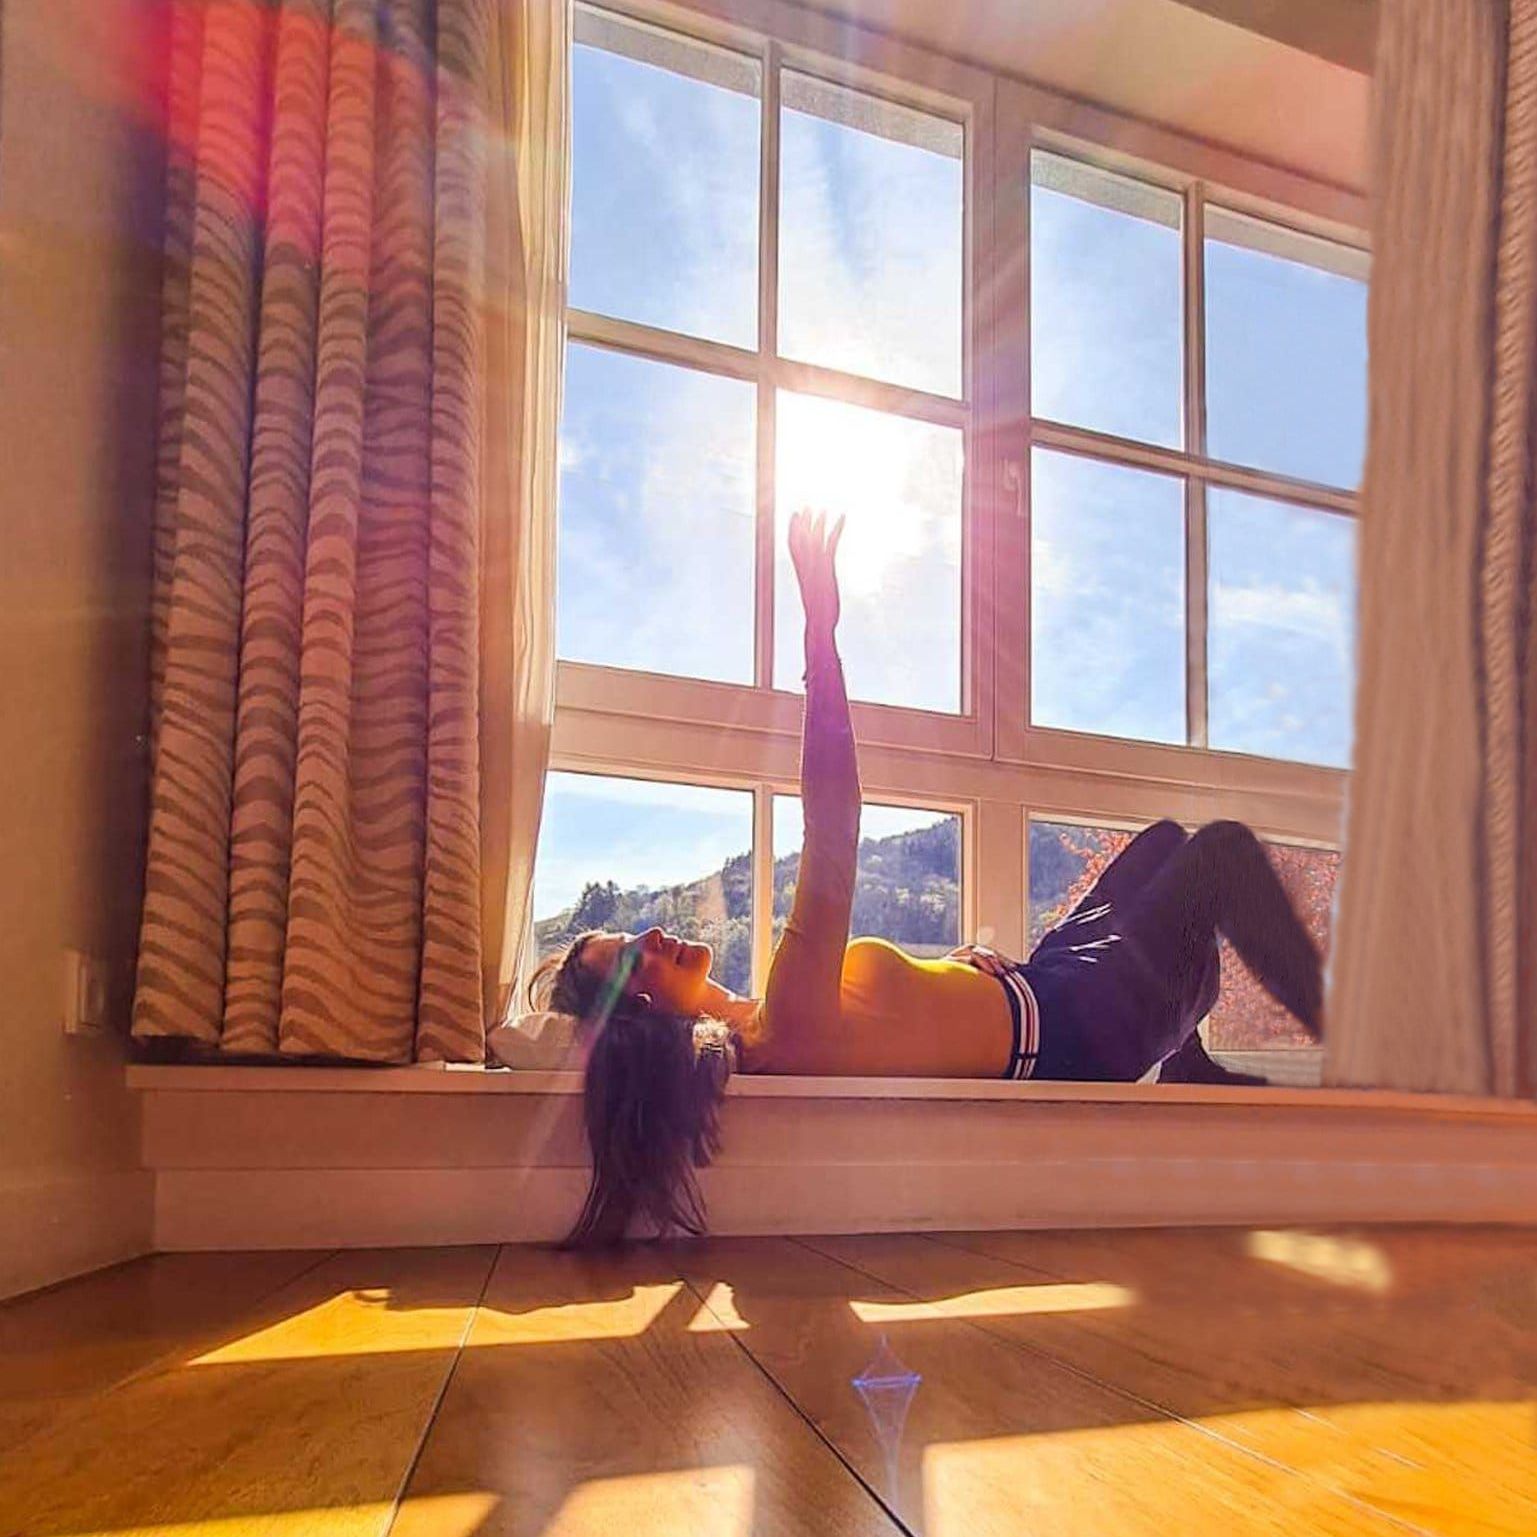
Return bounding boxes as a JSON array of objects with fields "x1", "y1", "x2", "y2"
[{"x1": 124, "y1": 1059, "x2": 1537, "y2": 1120}]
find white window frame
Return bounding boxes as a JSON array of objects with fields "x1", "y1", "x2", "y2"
[{"x1": 550, "y1": 0, "x2": 1368, "y2": 1016}]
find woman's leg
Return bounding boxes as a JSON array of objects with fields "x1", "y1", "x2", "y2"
[
  {"x1": 1119, "y1": 820, "x2": 1323, "y2": 1049},
  {"x1": 1083, "y1": 819, "x2": 1188, "y2": 911},
  {"x1": 1159, "y1": 1028, "x2": 1267, "y2": 1085},
  {"x1": 1156, "y1": 940, "x2": 1269, "y2": 1083},
  {"x1": 1032, "y1": 820, "x2": 1187, "y2": 961}
]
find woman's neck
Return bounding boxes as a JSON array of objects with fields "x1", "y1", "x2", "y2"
[{"x1": 702, "y1": 979, "x2": 763, "y2": 1039}]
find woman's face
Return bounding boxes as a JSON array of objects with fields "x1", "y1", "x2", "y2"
[{"x1": 579, "y1": 927, "x2": 714, "y2": 1017}]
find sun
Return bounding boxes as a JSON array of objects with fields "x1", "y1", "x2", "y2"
[{"x1": 775, "y1": 390, "x2": 960, "y2": 600}]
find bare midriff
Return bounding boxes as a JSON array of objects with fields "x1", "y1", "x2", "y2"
[{"x1": 745, "y1": 936, "x2": 1014, "y2": 1077}]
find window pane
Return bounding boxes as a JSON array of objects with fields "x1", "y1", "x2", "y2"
[
  {"x1": 533, "y1": 772, "x2": 754, "y2": 996},
  {"x1": 1030, "y1": 152, "x2": 1183, "y2": 447},
  {"x1": 779, "y1": 73, "x2": 963, "y2": 397},
  {"x1": 1208, "y1": 843, "x2": 1339, "y2": 1051},
  {"x1": 774, "y1": 798, "x2": 961, "y2": 954},
  {"x1": 1208, "y1": 488, "x2": 1356, "y2": 767},
  {"x1": 558, "y1": 343, "x2": 756, "y2": 683},
  {"x1": 775, "y1": 391, "x2": 962, "y2": 712},
  {"x1": 1028, "y1": 820, "x2": 1137, "y2": 949},
  {"x1": 1205, "y1": 208, "x2": 1368, "y2": 487},
  {"x1": 1031, "y1": 449, "x2": 1186, "y2": 743},
  {"x1": 571, "y1": 10, "x2": 760, "y2": 348}
]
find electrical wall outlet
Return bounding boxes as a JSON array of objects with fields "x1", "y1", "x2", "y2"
[{"x1": 63, "y1": 949, "x2": 111, "y2": 1036}]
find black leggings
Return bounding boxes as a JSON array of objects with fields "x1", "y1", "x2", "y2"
[{"x1": 1027, "y1": 820, "x2": 1323, "y2": 1081}]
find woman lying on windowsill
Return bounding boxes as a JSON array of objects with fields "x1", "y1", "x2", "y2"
[{"x1": 530, "y1": 510, "x2": 1323, "y2": 1244}]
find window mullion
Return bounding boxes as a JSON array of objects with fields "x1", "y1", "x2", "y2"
[
  {"x1": 751, "y1": 41, "x2": 782, "y2": 994},
  {"x1": 751, "y1": 783, "x2": 775, "y2": 995},
  {"x1": 1184, "y1": 182, "x2": 1210, "y2": 750},
  {"x1": 1184, "y1": 183, "x2": 1209, "y2": 461},
  {"x1": 988, "y1": 85, "x2": 1032, "y2": 765},
  {"x1": 754, "y1": 40, "x2": 781, "y2": 698}
]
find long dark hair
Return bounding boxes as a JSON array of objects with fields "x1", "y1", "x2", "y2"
[{"x1": 530, "y1": 933, "x2": 734, "y2": 1245}]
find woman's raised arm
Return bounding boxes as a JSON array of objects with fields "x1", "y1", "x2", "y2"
[
  {"x1": 791, "y1": 512, "x2": 860, "y2": 896},
  {"x1": 758, "y1": 512, "x2": 862, "y2": 1064}
]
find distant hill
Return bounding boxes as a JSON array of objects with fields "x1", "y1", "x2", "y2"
[{"x1": 535, "y1": 816, "x2": 962, "y2": 995}]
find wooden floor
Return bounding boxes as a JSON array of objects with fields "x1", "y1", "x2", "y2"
[{"x1": 3, "y1": 1228, "x2": 1535, "y2": 1537}]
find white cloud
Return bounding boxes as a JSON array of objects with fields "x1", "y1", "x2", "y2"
[{"x1": 1213, "y1": 581, "x2": 1350, "y2": 646}]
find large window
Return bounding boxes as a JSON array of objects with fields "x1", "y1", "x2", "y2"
[
  {"x1": 531, "y1": 777, "x2": 962, "y2": 996},
  {"x1": 1026, "y1": 153, "x2": 1364, "y2": 766},
  {"x1": 534, "y1": 773, "x2": 756, "y2": 995},
  {"x1": 543, "y1": 0, "x2": 1364, "y2": 1027},
  {"x1": 562, "y1": 6, "x2": 967, "y2": 712},
  {"x1": 773, "y1": 801, "x2": 962, "y2": 955}
]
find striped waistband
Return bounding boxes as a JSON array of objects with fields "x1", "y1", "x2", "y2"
[{"x1": 999, "y1": 966, "x2": 1040, "y2": 1081}]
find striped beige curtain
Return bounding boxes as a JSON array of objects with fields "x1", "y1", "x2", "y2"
[
  {"x1": 133, "y1": 0, "x2": 567, "y2": 1062},
  {"x1": 1328, "y1": 0, "x2": 1537, "y2": 1095}
]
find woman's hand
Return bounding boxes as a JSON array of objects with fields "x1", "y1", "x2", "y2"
[
  {"x1": 789, "y1": 508, "x2": 845, "y2": 642},
  {"x1": 946, "y1": 942, "x2": 1015, "y2": 978}
]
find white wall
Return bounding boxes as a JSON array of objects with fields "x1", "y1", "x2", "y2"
[{"x1": 0, "y1": 0, "x2": 165, "y2": 1297}]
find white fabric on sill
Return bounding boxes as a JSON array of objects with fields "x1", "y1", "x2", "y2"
[{"x1": 487, "y1": 1011, "x2": 584, "y2": 1070}]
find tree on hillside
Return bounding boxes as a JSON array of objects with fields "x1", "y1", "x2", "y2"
[{"x1": 571, "y1": 880, "x2": 619, "y2": 933}]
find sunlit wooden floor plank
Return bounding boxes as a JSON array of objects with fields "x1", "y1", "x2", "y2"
[
  {"x1": 818, "y1": 1228, "x2": 1537, "y2": 1536},
  {"x1": 674, "y1": 1235, "x2": 1411, "y2": 1536},
  {"x1": 0, "y1": 1245, "x2": 496, "y2": 1537},
  {"x1": 387, "y1": 1243, "x2": 903, "y2": 1537},
  {"x1": 8, "y1": 1229, "x2": 1537, "y2": 1537},
  {"x1": 0, "y1": 1250, "x2": 331, "y2": 1453}
]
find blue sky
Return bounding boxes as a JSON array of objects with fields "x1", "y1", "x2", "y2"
[
  {"x1": 534, "y1": 774, "x2": 754, "y2": 919},
  {"x1": 540, "y1": 24, "x2": 1366, "y2": 925}
]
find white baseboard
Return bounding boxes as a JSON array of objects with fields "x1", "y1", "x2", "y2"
[
  {"x1": 151, "y1": 1154, "x2": 1537, "y2": 1251},
  {"x1": 0, "y1": 1167, "x2": 153, "y2": 1300}
]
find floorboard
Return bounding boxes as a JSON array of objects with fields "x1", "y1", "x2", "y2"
[
  {"x1": 0, "y1": 1245, "x2": 496, "y2": 1537},
  {"x1": 388, "y1": 1242, "x2": 903, "y2": 1537},
  {"x1": 674, "y1": 1235, "x2": 1411, "y2": 1536},
  {"x1": 815, "y1": 1228, "x2": 1537, "y2": 1536},
  {"x1": 4, "y1": 1229, "x2": 1534, "y2": 1537},
  {"x1": 0, "y1": 1249, "x2": 330, "y2": 1451}
]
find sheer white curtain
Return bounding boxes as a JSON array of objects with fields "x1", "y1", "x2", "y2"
[
  {"x1": 1329, "y1": 0, "x2": 1537, "y2": 1095},
  {"x1": 480, "y1": 0, "x2": 570, "y2": 1029}
]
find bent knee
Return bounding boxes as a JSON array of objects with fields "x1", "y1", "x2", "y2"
[{"x1": 1193, "y1": 818, "x2": 1256, "y2": 850}]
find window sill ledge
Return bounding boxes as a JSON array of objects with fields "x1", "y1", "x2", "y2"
[
  {"x1": 125, "y1": 1059, "x2": 1537, "y2": 1120},
  {"x1": 130, "y1": 1059, "x2": 1537, "y2": 1249}
]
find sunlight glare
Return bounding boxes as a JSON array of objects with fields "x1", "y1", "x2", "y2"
[
  {"x1": 191, "y1": 1284, "x2": 690, "y2": 1363},
  {"x1": 189, "y1": 1293, "x2": 475, "y2": 1366},
  {"x1": 777, "y1": 390, "x2": 957, "y2": 603},
  {"x1": 687, "y1": 1281, "x2": 750, "y2": 1332},
  {"x1": 474, "y1": 1282, "x2": 688, "y2": 1346},
  {"x1": 1247, "y1": 1230, "x2": 1392, "y2": 1293},
  {"x1": 925, "y1": 1398, "x2": 1537, "y2": 1534},
  {"x1": 850, "y1": 1283, "x2": 1134, "y2": 1324},
  {"x1": 923, "y1": 1423, "x2": 1189, "y2": 1535},
  {"x1": 540, "y1": 1466, "x2": 754, "y2": 1537}
]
